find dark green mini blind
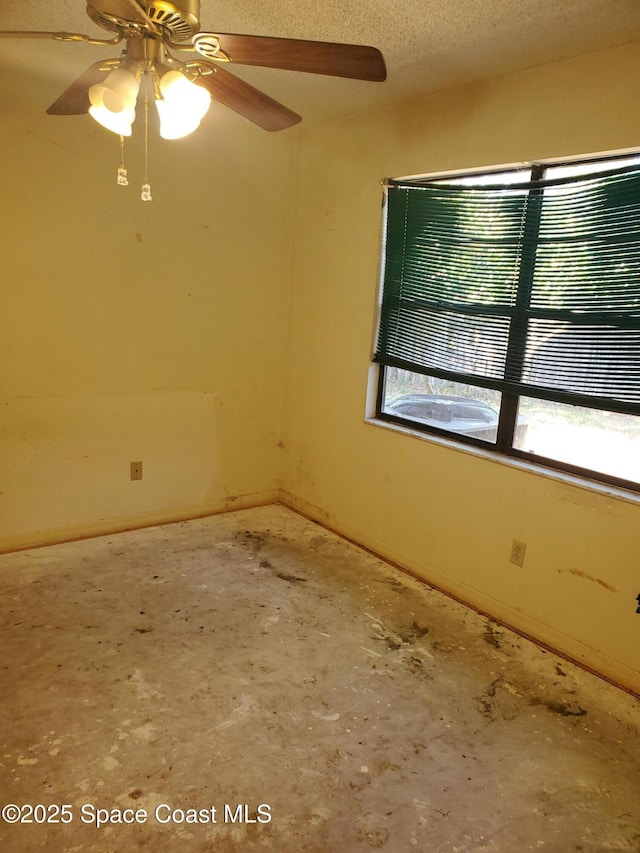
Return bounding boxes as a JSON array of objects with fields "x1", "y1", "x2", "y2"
[{"x1": 375, "y1": 167, "x2": 640, "y2": 415}]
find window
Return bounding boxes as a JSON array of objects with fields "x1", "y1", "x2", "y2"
[{"x1": 374, "y1": 154, "x2": 640, "y2": 491}]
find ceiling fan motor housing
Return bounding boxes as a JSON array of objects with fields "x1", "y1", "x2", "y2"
[{"x1": 87, "y1": 0, "x2": 200, "y2": 41}]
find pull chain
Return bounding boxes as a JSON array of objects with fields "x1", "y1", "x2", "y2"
[
  {"x1": 117, "y1": 135, "x2": 129, "y2": 186},
  {"x1": 141, "y1": 72, "x2": 152, "y2": 201}
]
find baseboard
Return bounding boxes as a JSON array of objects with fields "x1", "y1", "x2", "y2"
[
  {"x1": 3, "y1": 487, "x2": 638, "y2": 697},
  {"x1": 278, "y1": 490, "x2": 640, "y2": 698},
  {"x1": 0, "y1": 490, "x2": 280, "y2": 554}
]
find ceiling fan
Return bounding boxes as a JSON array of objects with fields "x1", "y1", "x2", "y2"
[{"x1": 0, "y1": 0, "x2": 387, "y2": 134}]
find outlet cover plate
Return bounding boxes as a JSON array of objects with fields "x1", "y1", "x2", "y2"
[{"x1": 510, "y1": 539, "x2": 526, "y2": 567}]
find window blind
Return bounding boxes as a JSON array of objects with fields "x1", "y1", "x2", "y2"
[{"x1": 375, "y1": 167, "x2": 640, "y2": 416}]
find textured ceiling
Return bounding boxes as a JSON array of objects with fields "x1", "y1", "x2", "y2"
[{"x1": 3, "y1": 0, "x2": 640, "y2": 127}]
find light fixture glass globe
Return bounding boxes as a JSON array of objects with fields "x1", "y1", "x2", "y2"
[
  {"x1": 156, "y1": 69, "x2": 211, "y2": 139},
  {"x1": 156, "y1": 100, "x2": 202, "y2": 139},
  {"x1": 88, "y1": 67, "x2": 140, "y2": 135},
  {"x1": 89, "y1": 105, "x2": 135, "y2": 136}
]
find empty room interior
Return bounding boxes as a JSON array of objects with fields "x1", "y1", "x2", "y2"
[{"x1": 1, "y1": 1, "x2": 640, "y2": 851}]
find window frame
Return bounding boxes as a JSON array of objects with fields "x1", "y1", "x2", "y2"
[{"x1": 374, "y1": 151, "x2": 640, "y2": 494}]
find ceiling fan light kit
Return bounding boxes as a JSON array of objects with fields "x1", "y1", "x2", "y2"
[{"x1": 0, "y1": 0, "x2": 386, "y2": 200}]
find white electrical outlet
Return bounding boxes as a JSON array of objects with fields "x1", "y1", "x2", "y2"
[{"x1": 510, "y1": 539, "x2": 526, "y2": 567}]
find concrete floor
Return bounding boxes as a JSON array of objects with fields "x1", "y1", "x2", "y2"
[{"x1": 0, "y1": 505, "x2": 639, "y2": 853}]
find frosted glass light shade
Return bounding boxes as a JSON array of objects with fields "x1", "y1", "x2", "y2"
[
  {"x1": 88, "y1": 104, "x2": 135, "y2": 136},
  {"x1": 156, "y1": 70, "x2": 211, "y2": 139},
  {"x1": 156, "y1": 99, "x2": 203, "y2": 139},
  {"x1": 88, "y1": 67, "x2": 139, "y2": 136}
]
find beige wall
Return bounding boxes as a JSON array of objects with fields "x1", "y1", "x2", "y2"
[
  {"x1": 0, "y1": 63, "x2": 295, "y2": 550},
  {"x1": 283, "y1": 42, "x2": 640, "y2": 693}
]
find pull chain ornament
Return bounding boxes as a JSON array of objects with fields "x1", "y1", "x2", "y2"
[
  {"x1": 117, "y1": 136, "x2": 129, "y2": 186},
  {"x1": 141, "y1": 87, "x2": 152, "y2": 202}
]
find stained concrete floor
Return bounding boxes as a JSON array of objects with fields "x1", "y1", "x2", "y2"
[{"x1": 0, "y1": 505, "x2": 639, "y2": 853}]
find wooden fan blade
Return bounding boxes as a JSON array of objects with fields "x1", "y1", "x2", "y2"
[
  {"x1": 202, "y1": 32, "x2": 386, "y2": 82},
  {"x1": 46, "y1": 62, "x2": 111, "y2": 115},
  {"x1": 194, "y1": 64, "x2": 301, "y2": 132}
]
